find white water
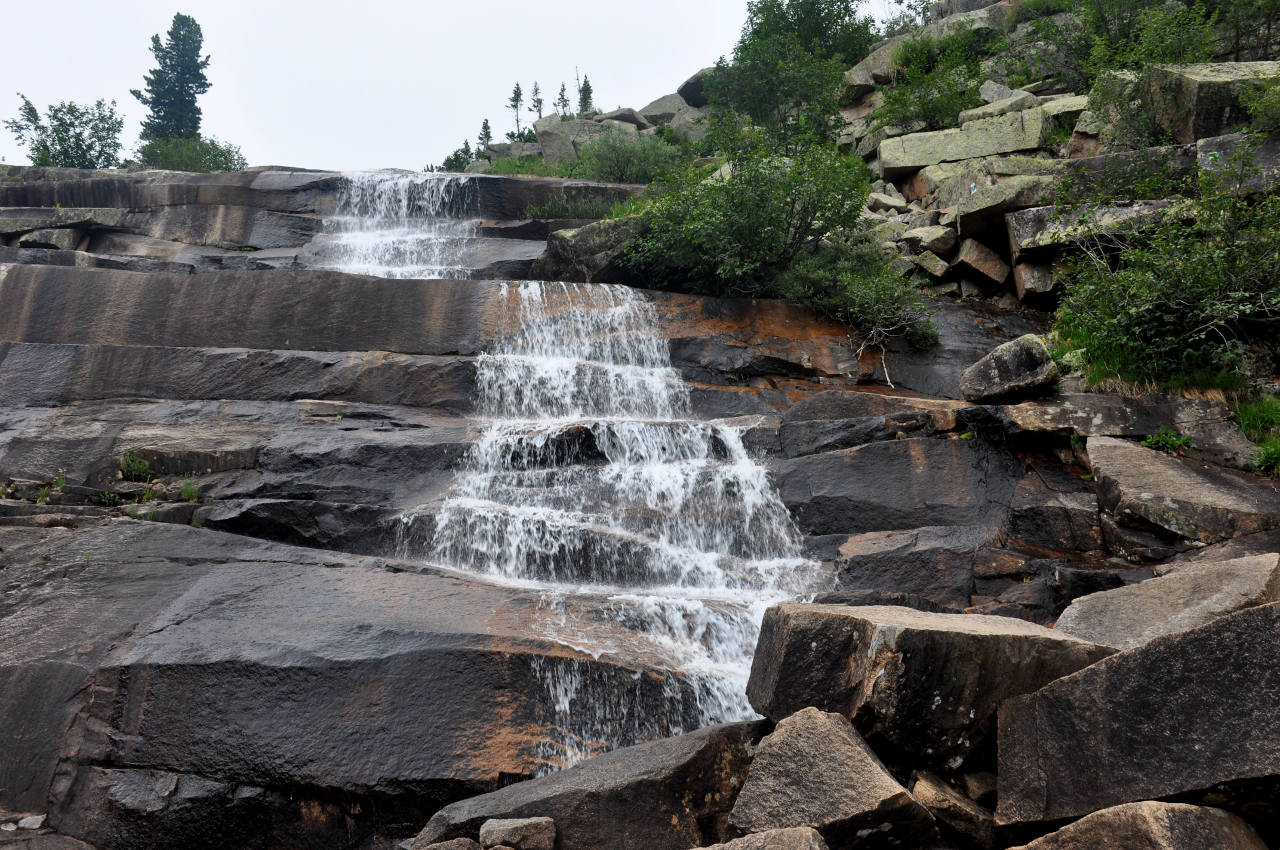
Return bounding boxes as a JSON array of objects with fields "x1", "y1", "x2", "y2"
[
  {"x1": 330, "y1": 172, "x2": 828, "y2": 770},
  {"x1": 317, "y1": 171, "x2": 479, "y2": 278}
]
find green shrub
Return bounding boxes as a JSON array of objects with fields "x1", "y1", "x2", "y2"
[
  {"x1": 1241, "y1": 77, "x2": 1280, "y2": 134},
  {"x1": 1236, "y1": 395, "x2": 1280, "y2": 442},
  {"x1": 181, "y1": 479, "x2": 200, "y2": 502},
  {"x1": 1008, "y1": 0, "x2": 1075, "y2": 27},
  {"x1": 120, "y1": 451, "x2": 150, "y2": 483},
  {"x1": 1142, "y1": 426, "x2": 1193, "y2": 455},
  {"x1": 628, "y1": 145, "x2": 872, "y2": 293},
  {"x1": 1054, "y1": 146, "x2": 1280, "y2": 388},
  {"x1": 1255, "y1": 438, "x2": 1280, "y2": 476},
  {"x1": 568, "y1": 132, "x2": 683, "y2": 184},
  {"x1": 873, "y1": 27, "x2": 998, "y2": 131},
  {"x1": 138, "y1": 135, "x2": 247, "y2": 172}
]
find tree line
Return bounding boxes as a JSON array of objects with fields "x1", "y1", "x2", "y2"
[
  {"x1": 436, "y1": 72, "x2": 596, "y2": 172},
  {"x1": 4, "y1": 13, "x2": 246, "y2": 172}
]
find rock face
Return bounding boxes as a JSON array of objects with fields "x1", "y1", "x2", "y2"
[
  {"x1": 879, "y1": 108, "x2": 1051, "y2": 176},
  {"x1": 960, "y1": 334, "x2": 1058, "y2": 402},
  {"x1": 747, "y1": 605, "x2": 1113, "y2": 770},
  {"x1": 530, "y1": 217, "x2": 646, "y2": 282},
  {"x1": 477, "y1": 818, "x2": 555, "y2": 850},
  {"x1": 532, "y1": 117, "x2": 610, "y2": 168},
  {"x1": 1089, "y1": 436, "x2": 1280, "y2": 544},
  {"x1": 702, "y1": 828, "x2": 829, "y2": 850},
  {"x1": 725, "y1": 708, "x2": 937, "y2": 849},
  {"x1": 1005, "y1": 802, "x2": 1268, "y2": 850},
  {"x1": 1147, "y1": 62, "x2": 1280, "y2": 143},
  {"x1": 413, "y1": 722, "x2": 765, "y2": 850},
  {"x1": 998, "y1": 603, "x2": 1280, "y2": 836},
  {"x1": 1056, "y1": 553, "x2": 1280, "y2": 649}
]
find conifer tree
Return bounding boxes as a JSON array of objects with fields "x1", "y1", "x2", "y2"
[
  {"x1": 555, "y1": 83, "x2": 572, "y2": 118},
  {"x1": 131, "y1": 13, "x2": 211, "y2": 141},
  {"x1": 508, "y1": 82, "x2": 524, "y2": 137},
  {"x1": 577, "y1": 75, "x2": 595, "y2": 114},
  {"x1": 529, "y1": 82, "x2": 544, "y2": 120},
  {"x1": 476, "y1": 118, "x2": 492, "y2": 157}
]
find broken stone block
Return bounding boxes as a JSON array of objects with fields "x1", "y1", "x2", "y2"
[
  {"x1": 952, "y1": 239, "x2": 1010, "y2": 284},
  {"x1": 959, "y1": 334, "x2": 1058, "y2": 403}
]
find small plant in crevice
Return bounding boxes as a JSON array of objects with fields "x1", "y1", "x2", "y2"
[
  {"x1": 35, "y1": 485, "x2": 51, "y2": 505},
  {"x1": 120, "y1": 451, "x2": 150, "y2": 483},
  {"x1": 99, "y1": 491, "x2": 120, "y2": 508},
  {"x1": 180, "y1": 479, "x2": 200, "y2": 502},
  {"x1": 54, "y1": 471, "x2": 66, "y2": 491},
  {"x1": 1236, "y1": 394, "x2": 1280, "y2": 476},
  {"x1": 1143, "y1": 426, "x2": 1194, "y2": 456}
]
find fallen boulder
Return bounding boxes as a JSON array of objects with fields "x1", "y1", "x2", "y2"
[
  {"x1": 998, "y1": 603, "x2": 1280, "y2": 836},
  {"x1": 478, "y1": 817, "x2": 555, "y2": 850},
  {"x1": 960, "y1": 334, "x2": 1058, "y2": 403},
  {"x1": 1146, "y1": 62, "x2": 1280, "y2": 144},
  {"x1": 725, "y1": 708, "x2": 937, "y2": 849},
  {"x1": 1055, "y1": 553, "x2": 1280, "y2": 650},
  {"x1": 910, "y1": 772, "x2": 994, "y2": 848},
  {"x1": 1088, "y1": 436, "x2": 1280, "y2": 543},
  {"x1": 747, "y1": 605, "x2": 1113, "y2": 770},
  {"x1": 701, "y1": 828, "x2": 828, "y2": 850},
  {"x1": 880, "y1": 108, "x2": 1051, "y2": 176},
  {"x1": 1005, "y1": 801, "x2": 1267, "y2": 850},
  {"x1": 413, "y1": 721, "x2": 765, "y2": 850}
]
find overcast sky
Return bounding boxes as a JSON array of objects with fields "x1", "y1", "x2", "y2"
[{"x1": 1, "y1": 0, "x2": 899, "y2": 172}]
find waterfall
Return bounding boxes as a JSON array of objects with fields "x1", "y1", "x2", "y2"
[
  {"x1": 329, "y1": 172, "x2": 828, "y2": 770},
  {"x1": 316, "y1": 171, "x2": 479, "y2": 279}
]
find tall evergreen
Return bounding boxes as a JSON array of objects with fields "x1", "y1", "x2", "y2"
[
  {"x1": 577, "y1": 75, "x2": 595, "y2": 114},
  {"x1": 476, "y1": 119, "x2": 493, "y2": 158},
  {"x1": 529, "y1": 81, "x2": 544, "y2": 120},
  {"x1": 555, "y1": 83, "x2": 572, "y2": 118},
  {"x1": 508, "y1": 82, "x2": 524, "y2": 137},
  {"x1": 131, "y1": 13, "x2": 211, "y2": 141}
]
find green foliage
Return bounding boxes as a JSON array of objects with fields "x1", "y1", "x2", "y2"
[
  {"x1": 508, "y1": 82, "x2": 525, "y2": 138},
  {"x1": 1255, "y1": 439, "x2": 1280, "y2": 475},
  {"x1": 54, "y1": 472, "x2": 66, "y2": 491},
  {"x1": 1008, "y1": 0, "x2": 1075, "y2": 27},
  {"x1": 1236, "y1": 395, "x2": 1280, "y2": 442},
  {"x1": 120, "y1": 451, "x2": 150, "y2": 483},
  {"x1": 35, "y1": 485, "x2": 51, "y2": 505},
  {"x1": 873, "y1": 27, "x2": 998, "y2": 131},
  {"x1": 577, "y1": 75, "x2": 595, "y2": 115},
  {"x1": 776, "y1": 246, "x2": 938, "y2": 349},
  {"x1": 4, "y1": 94, "x2": 124, "y2": 168},
  {"x1": 99, "y1": 491, "x2": 120, "y2": 507},
  {"x1": 138, "y1": 135, "x2": 247, "y2": 172},
  {"x1": 1142, "y1": 426, "x2": 1194, "y2": 455},
  {"x1": 181, "y1": 479, "x2": 200, "y2": 502},
  {"x1": 568, "y1": 131, "x2": 683, "y2": 184},
  {"x1": 476, "y1": 119, "x2": 493, "y2": 155},
  {"x1": 1241, "y1": 78, "x2": 1280, "y2": 134},
  {"x1": 441, "y1": 140, "x2": 473, "y2": 173},
  {"x1": 131, "y1": 12, "x2": 212, "y2": 141},
  {"x1": 1204, "y1": 0, "x2": 1280, "y2": 61},
  {"x1": 628, "y1": 144, "x2": 871, "y2": 292},
  {"x1": 1054, "y1": 145, "x2": 1280, "y2": 388},
  {"x1": 529, "y1": 82, "x2": 545, "y2": 121},
  {"x1": 523, "y1": 194, "x2": 644, "y2": 220},
  {"x1": 739, "y1": 0, "x2": 879, "y2": 66},
  {"x1": 555, "y1": 83, "x2": 573, "y2": 119},
  {"x1": 881, "y1": 0, "x2": 932, "y2": 39}
]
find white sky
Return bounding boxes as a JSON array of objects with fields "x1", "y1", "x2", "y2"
[{"x1": 1, "y1": 0, "x2": 899, "y2": 172}]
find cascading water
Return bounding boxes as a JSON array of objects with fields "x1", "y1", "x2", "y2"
[
  {"x1": 329, "y1": 171, "x2": 829, "y2": 770},
  {"x1": 315, "y1": 171, "x2": 479, "y2": 278}
]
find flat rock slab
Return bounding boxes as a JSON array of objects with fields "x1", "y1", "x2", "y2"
[
  {"x1": 415, "y1": 721, "x2": 765, "y2": 850},
  {"x1": 999, "y1": 603, "x2": 1280, "y2": 835},
  {"x1": 1056, "y1": 553, "x2": 1280, "y2": 650},
  {"x1": 833, "y1": 524, "x2": 998, "y2": 611},
  {"x1": 1089, "y1": 436, "x2": 1280, "y2": 543},
  {"x1": 747, "y1": 605, "x2": 1112, "y2": 770},
  {"x1": 1005, "y1": 801, "x2": 1267, "y2": 849},
  {"x1": 701, "y1": 828, "x2": 829, "y2": 850},
  {"x1": 777, "y1": 438, "x2": 1020, "y2": 536},
  {"x1": 726, "y1": 708, "x2": 936, "y2": 849}
]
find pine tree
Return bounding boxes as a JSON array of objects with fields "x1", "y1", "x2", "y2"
[
  {"x1": 476, "y1": 119, "x2": 492, "y2": 158},
  {"x1": 130, "y1": 13, "x2": 212, "y2": 141},
  {"x1": 508, "y1": 82, "x2": 524, "y2": 137},
  {"x1": 555, "y1": 83, "x2": 572, "y2": 119},
  {"x1": 578, "y1": 75, "x2": 595, "y2": 115},
  {"x1": 529, "y1": 81, "x2": 544, "y2": 120}
]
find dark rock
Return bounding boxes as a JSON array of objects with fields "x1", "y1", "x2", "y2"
[
  {"x1": 701, "y1": 828, "x2": 828, "y2": 850},
  {"x1": 810, "y1": 590, "x2": 947, "y2": 613},
  {"x1": 677, "y1": 68, "x2": 715, "y2": 109},
  {"x1": 777, "y1": 438, "x2": 1020, "y2": 536},
  {"x1": 910, "y1": 772, "x2": 994, "y2": 848},
  {"x1": 414, "y1": 721, "x2": 765, "y2": 850},
  {"x1": 725, "y1": 708, "x2": 938, "y2": 849},
  {"x1": 747, "y1": 605, "x2": 1112, "y2": 771},
  {"x1": 832, "y1": 525, "x2": 998, "y2": 611},
  {"x1": 1005, "y1": 801, "x2": 1268, "y2": 850},
  {"x1": 1088, "y1": 436, "x2": 1280, "y2": 544},
  {"x1": 478, "y1": 817, "x2": 555, "y2": 850},
  {"x1": 998, "y1": 603, "x2": 1280, "y2": 838},
  {"x1": 1055, "y1": 553, "x2": 1280, "y2": 650},
  {"x1": 952, "y1": 239, "x2": 1010, "y2": 284},
  {"x1": 414, "y1": 840, "x2": 482, "y2": 850},
  {"x1": 1146, "y1": 62, "x2": 1280, "y2": 144},
  {"x1": 781, "y1": 392, "x2": 967, "y2": 424},
  {"x1": 1008, "y1": 469, "x2": 1102, "y2": 552},
  {"x1": 960, "y1": 335, "x2": 1058, "y2": 403},
  {"x1": 778, "y1": 407, "x2": 967, "y2": 458}
]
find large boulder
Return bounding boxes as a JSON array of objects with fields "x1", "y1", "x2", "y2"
[
  {"x1": 832, "y1": 524, "x2": 998, "y2": 611},
  {"x1": 533, "y1": 117, "x2": 609, "y2": 168},
  {"x1": 702, "y1": 828, "x2": 829, "y2": 850},
  {"x1": 639, "y1": 94, "x2": 690, "y2": 125},
  {"x1": 1055, "y1": 553, "x2": 1280, "y2": 650},
  {"x1": 1146, "y1": 62, "x2": 1280, "y2": 143},
  {"x1": 1088, "y1": 436, "x2": 1280, "y2": 544},
  {"x1": 910, "y1": 772, "x2": 994, "y2": 848},
  {"x1": 413, "y1": 721, "x2": 766, "y2": 850},
  {"x1": 725, "y1": 708, "x2": 937, "y2": 849},
  {"x1": 776, "y1": 438, "x2": 1021, "y2": 536},
  {"x1": 998, "y1": 603, "x2": 1280, "y2": 837},
  {"x1": 879, "y1": 108, "x2": 1052, "y2": 176},
  {"x1": 747, "y1": 605, "x2": 1113, "y2": 770},
  {"x1": 677, "y1": 68, "x2": 715, "y2": 109},
  {"x1": 531, "y1": 217, "x2": 646, "y2": 283},
  {"x1": 959, "y1": 334, "x2": 1058, "y2": 403},
  {"x1": 1007, "y1": 802, "x2": 1267, "y2": 850}
]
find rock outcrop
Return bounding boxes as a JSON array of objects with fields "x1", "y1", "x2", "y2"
[{"x1": 1006, "y1": 802, "x2": 1268, "y2": 850}]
